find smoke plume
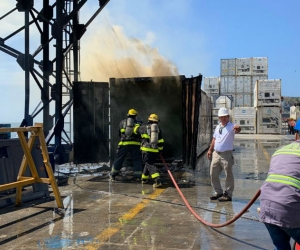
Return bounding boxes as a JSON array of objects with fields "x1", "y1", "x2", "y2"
[{"x1": 80, "y1": 23, "x2": 179, "y2": 81}]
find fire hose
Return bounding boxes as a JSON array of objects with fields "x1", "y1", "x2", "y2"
[
  {"x1": 159, "y1": 153, "x2": 260, "y2": 228},
  {"x1": 160, "y1": 154, "x2": 300, "y2": 249}
]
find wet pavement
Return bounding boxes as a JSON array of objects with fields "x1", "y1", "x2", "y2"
[{"x1": 0, "y1": 134, "x2": 296, "y2": 249}]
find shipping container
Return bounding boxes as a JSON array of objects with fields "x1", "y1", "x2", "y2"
[
  {"x1": 203, "y1": 77, "x2": 220, "y2": 96},
  {"x1": 197, "y1": 90, "x2": 213, "y2": 156},
  {"x1": 220, "y1": 59, "x2": 236, "y2": 76},
  {"x1": 236, "y1": 58, "x2": 252, "y2": 76},
  {"x1": 212, "y1": 108, "x2": 219, "y2": 117},
  {"x1": 73, "y1": 81, "x2": 109, "y2": 164},
  {"x1": 203, "y1": 77, "x2": 219, "y2": 90},
  {"x1": 236, "y1": 76, "x2": 252, "y2": 93},
  {"x1": 204, "y1": 89, "x2": 220, "y2": 96},
  {"x1": 233, "y1": 107, "x2": 256, "y2": 134},
  {"x1": 233, "y1": 106, "x2": 256, "y2": 117},
  {"x1": 252, "y1": 57, "x2": 268, "y2": 76},
  {"x1": 234, "y1": 94, "x2": 253, "y2": 107},
  {"x1": 212, "y1": 117, "x2": 219, "y2": 130},
  {"x1": 254, "y1": 79, "x2": 281, "y2": 107},
  {"x1": 214, "y1": 95, "x2": 234, "y2": 109},
  {"x1": 256, "y1": 107, "x2": 282, "y2": 134},
  {"x1": 251, "y1": 75, "x2": 268, "y2": 88},
  {"x1": 220, "y1": 76, "x2": 236, "y2": 93},
  {"x1": 108, "y1": 75, "x2": 212, "y2": 169}
]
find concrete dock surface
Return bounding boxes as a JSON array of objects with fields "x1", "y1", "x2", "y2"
[{"x1": 0, "y1": 134, "x2": 297, "y2": 249}]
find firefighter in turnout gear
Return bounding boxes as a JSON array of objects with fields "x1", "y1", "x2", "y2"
[
  {"x1": 110, "y1": 109, "x2": 143, "y2": 180},
  {"x1": 138, "y1": 114, "x2": 164, "y2": 188}
]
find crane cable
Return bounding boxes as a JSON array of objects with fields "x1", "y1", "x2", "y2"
[{"x1": 160, "y1": 154, "x2": 261, "y2": 228}]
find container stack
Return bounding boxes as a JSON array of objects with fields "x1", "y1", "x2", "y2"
[
  {"x1": 254, "y1": 79, "x2": 282, "y2": 134},
  {"x1": 203, "y1": 56, "x2": 284, "y2": 135},
  {"x1": 220, "y1": 57, "x2": 268, "y2": 107}
]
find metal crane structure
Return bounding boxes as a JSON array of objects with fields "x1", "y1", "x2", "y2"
[{"x1": 0, "y1": 0, "x2": 109, "y2": 163}]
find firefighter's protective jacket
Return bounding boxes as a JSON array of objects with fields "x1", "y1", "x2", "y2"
[
  {"x1": 117, "y1": 118, "x2": 141, "y2": 146},
  {"x1": 138, "y1": 123, "x2": 164, "y2": 153}
]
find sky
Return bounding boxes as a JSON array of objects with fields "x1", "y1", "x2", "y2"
[{"x1": 0, "y1": 0, "x2": 300, "y2": 123}]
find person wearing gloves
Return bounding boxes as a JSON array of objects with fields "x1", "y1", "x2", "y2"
[
  {"x1": 110, "y1": 109, "x2": 143, "y2": 181},
  {"x1": 138, "y1": 114, "x2": 164, "y2": 188}
]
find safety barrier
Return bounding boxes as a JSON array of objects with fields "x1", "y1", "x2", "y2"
[{"x1": 0, "y1": 123, "x2": 64, "y2": 209}]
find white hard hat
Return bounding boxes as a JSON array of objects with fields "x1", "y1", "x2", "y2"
[{"x1": 218, "y1": 107, "x2": 229, "y2": 117}]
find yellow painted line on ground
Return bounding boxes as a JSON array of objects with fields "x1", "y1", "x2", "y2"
[
  {"x1": 262, "y1": 147, "x2": 271, "y2": 163},
  {"x1": 85, "y1": 188, "x2": 165, "y2": 250},
  {"x1": 255, "y1": 137, "x2": 271, "y2": 163},
  {"x1": 258, "y1": 141, "x2": 271, "y2": 163}
]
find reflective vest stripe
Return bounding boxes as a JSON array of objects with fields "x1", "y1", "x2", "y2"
[
  {"x1": 141, "y1": 134, "x2": 150, "y2": 139},
  {"x1": 265, "y1": 174, "x2": 300, "y2": 189},
  {"x1": 273, "y1": 145, "x2": 300, "y2": 157},
  {"x1": 141, "y1": 146, "x2": 159, "y2": 153},
  {"x1": 151, "y1": 173, "x2": 160, "y2": 179},
  {"x1": 273, "y1": 149, "x2": 300, "y2": 157},
  {"x1": 118, "y1": 141, "x2": 141, "y2": 146},
  {"x1": 133, "y1": 124, "x2": 140, "y2": 134}
]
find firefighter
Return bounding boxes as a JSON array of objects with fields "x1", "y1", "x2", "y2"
[
  {"x1": 138, "y1": 114, "x2": 164, "y2": 188},
  {"x1": 110, "y1": 109, "x2": 143, "y2": 181},
  {"x1": 260, "y1": 140, "x2": 300, "y2": 249}
]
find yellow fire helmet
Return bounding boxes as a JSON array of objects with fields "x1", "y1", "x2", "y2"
[
  {"x1": 148, "y1": 114, "x2": 159, "y2": 122},
  {"x1": 127, "y1": 109, "x2": 138, "y2": 116}
]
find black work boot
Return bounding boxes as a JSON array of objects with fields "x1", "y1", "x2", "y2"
[
  {"x1": 210, "y1": 193, "x2": 223, "y2": 200},
  {"x1": 153, "y1": 178, "x2": 162, "y2": 188},
  {"x1": 218, "y1": 191, "x2": 232, "y2": 202},
  {"x1": 110, "y1": 173, "x2": 119, "y2": 182}
]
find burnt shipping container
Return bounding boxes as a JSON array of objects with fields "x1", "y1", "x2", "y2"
[{"x1": 73, "y1": 75, "x2": 212, "y2": 169}]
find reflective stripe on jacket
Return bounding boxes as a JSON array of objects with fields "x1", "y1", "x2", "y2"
[
  {"x1": 138, "y1": 124, "x2": 164, "y2": 153},
  {"x1": 265, "y1": 174, "x2": 300, "y2": 189},
  {"x1": 272, "y1": 143, "x2": 300, "y2": 157},
  {"x1": 118, "y1": 119, "x2": 141, "y2": 146}
]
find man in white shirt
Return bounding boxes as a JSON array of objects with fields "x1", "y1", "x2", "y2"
[{"x1": 207, "y1": 108, "x2": 241, "y2": 202}]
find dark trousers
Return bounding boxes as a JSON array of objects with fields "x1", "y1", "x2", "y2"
[
  {"x1": 264, "y1": 223, "x2": 300, "y2": 250},
  {"x1": 142, "y1": 152, "x2": 160, "y2": 180},
  {"x1": 112, "y1": 145, "x2": 142, "y2": 174},
  {"x1": 290, "y1": 126, "x2": 295, "y2": 135}
]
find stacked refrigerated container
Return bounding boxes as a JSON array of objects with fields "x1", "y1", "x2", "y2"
[
  {"x1": 204, "y1": 57, "x2": 283, "y2": 134},
  {"x1": 232, "y1": 107, "x2": 256, "y2": 134},
  {"x1": 214, "y1": 95, "x2": 234, "y2": 110},
  {"x1": 220, "y1": 57, "x2": 268, "y2": 107},
  {"x1": 254, "y1": 79, "x2": 282, "y2": 134},
  {"x1": 203, "y1": 77, "x2": 220, "y2": 104}
]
